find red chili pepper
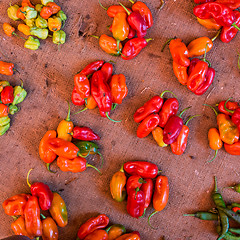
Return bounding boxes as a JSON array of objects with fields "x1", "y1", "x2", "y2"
[
  {"x1": 218, "y1": 100, "x2": 239, "y2": 116},
  {"x1": 141, "y1": 178, "x2": 153, "y2": 210},
  {"x1": 74, "y1": 73, "x2": 90, "y2": 100},
  {"x1": 159, "y1": 98, "x2": 179, "y2": 128},
  {"x1": 71, "y1": 86, "x2": 85, "y2": 106},
  {"x1": 137, "y1": 113, "x2": 160, "y2": 138},
  {"x1": 77, "y1": 214, "x2": 109, "y2": 240},
  {"x1": 220, "y1": 11, "x2": 240, "y2": 43},
  {"x1": 0, "y1": 61, "x2": 14, "y2": 75},
  {"x1": 1, "y1": 86, "x2": 14, "y2": 104},
  {"x1": 224, "y1": 141, "x2": 240, "y2": 155},
  {"x1": 80, "y1": 60, "x2": 104, "y2": 76},
  {"x1": 71, "y1": 126, "x2": 100, "y2": 141},
  {"x1": 127, "y1": 187, "x2": 145, "y2": 218},
  {"x1": 193, "y1": 2, "x2": 237, "y2": 27},
  {"x1": 124, "y1": 161, "x2": 159, "y2": 179},
  {"x1": 101, "y1": 62, "x2": 113, "y2": 83},
  {"x1": 121, "y1": 38, "x2": 152, "y2": 60},
  {"x1": 126, "y1": 175, "x2": 146, "y2": 194}
]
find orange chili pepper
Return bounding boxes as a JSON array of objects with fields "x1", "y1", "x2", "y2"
[
  {"x1": 42, "y1": 216, "x2": 59, "y2": 240},
  {"x1": 84, "y1": 230, "x2": 109, "y2": 240},
  {"x1": 197, "y1": 17, "x2": 221, "y2": 30},
  {"x1": 86, "y1": 95, "x2": 98, "y2": 109},
  {"x1": 109, "y1": 74, "x2": 128, "y2": 105},
  {"x1": 172, "y1": 61, "x2": 188, "y2": 85},
  {"x1": 48, "y1": 17, "x2": 61, "y2": 32},
  {"x1": 0, "y1": 61, "x2": 14, "y2": 76},
  {"x1": 46, "y1": 2, "x2": 61, "y2": 14},
  {"x1": 40, "y1": 6, "x2": 53, "y2": 19},
  {"x1": 3, "y1": 23, "x2": 16, "y2": 37},
  {"x1": 224, "y1": 141, "x2": 240, "y2": 155},
  {"x1": 11, "y1": 216, "x2": 34, "y2": 238},
  {"x1": 208, "y1": 128, "x2": 223, "y2": 162},
  {"x1": 22, "y1": 0, "x2": 34, "y2": 8},
  {"x1": 57, "y1": 103, "x2": 74, "y2": 142},
  {"x1": 18, "y1": 23, "x2": 30, "y2": 35},
  {"x1": 0, "y1": 104, "x2": 8, "y2": 117},
  {"x1": 148, "y1": 175, "x2": 169, "y2": 229},
  {"x1": 17, "y1": 7, "x2": 26, "y2": 20}
]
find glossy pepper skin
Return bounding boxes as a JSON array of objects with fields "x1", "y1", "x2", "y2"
[
  {"x1": 80, "y1": 60, "x2": 104, "y2": 76},
  {"x1": 71, "y1": 126, "x2": 100, "y2": 141},
  {"x1": 124, "y1": 161, "x2": 159, "y2": 179},
  {"x1": 1, "y1": 86, "x2": 14, "y2": 104},
  {"x1": 137, "y1": 113, "x2": 160, "y2": 138},
  {"x1": 0, "y1": 104, "x2": 8, "y2": 117},
  {"x1": 2, "y1": 194, "x2": 30, "y2": 216},
  {"x1": 141, "y1": 178, "x2": 153, "y2": 209},
  {"x1": 101, "y1": 62, "x2": 113, "y2": 83},
  {"x1": 172, "y1": 61, "x2": 188, "y2": 85},
  {"x1": 49, "y1": 192, "x2": 68, "y2": 228},
  {"x1": 74, "y1": 73, "x2": 90, "y2": 100},
  {"x1": 42, "y1": 216, "x2": 59, "y2": 240},
  {"x1": 77, "y1": 214, "x2": 109, "y2": 240},
  {"x1": 72, "y1": 87, "x2": 85, "y2": 106},
  {"x1": 127, "y1": 187, "x2": 145, "y2": 218},
  {"x1": 110, "y1": 74, "x2": 128, "y2": 105},
  {"x1": 134, "y1": 96, "x2": 163, "y2": 123},
  {"x1": 169, "y1": 38, "x2": 190, "y2": 67},
  {"x1": 152, "y1": 127, "x2": 168, "y2": 147},
  {"x1": 110, "y1": 166, "x2": 127, "y2": 202},
  {"x1": 11, "y1": 216, "x2": 33, "y2": 238},
  {"x1": 197, "y1": 18, "x2": 221, "y2": 30},
  {"x1": 24, "y1": 196, "x2": 43, "y2": 237},
  {"x1": 115, "y1": 233, "x2": 140, "y2": 240},
  {"x1": 98, "y1": 35, "x2": 122, "y2": 56},
  {"x1": 107, "y1": 224, "x2": 126, "y2": 240},
  {"x1": 218, "y1": 100, "x2": 239, "y2": 116},
  {"x1": 0, "y1": 61, "x2": 14, "y2": 75},
  {"x1": 126, "y1": 175, "x2": 145, "y2": 194},
  {"x1": 224, "y1": 141, "x2": 240, "y2": 155}
]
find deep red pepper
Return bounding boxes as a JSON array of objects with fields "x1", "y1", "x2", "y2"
[
  {"x1": 127, "y1": 187, "x2": 145, "y2": 218},
  {"x1": 71, "y1": 86, "x2": 85, "y2": 106},
  {"x1": 1, "y1": 86, "x2": 14, "y2": 104},
  {"x1": 77, "y1": 214, "x2": 109, "y2": 240},
  {"x1": 74, "y1": 73, "x2": 90, "y2": 100},
  {"x1": 101, "y1": 62, "x2": 113, "y2": 83},
  {"x1": 71, "y1": 126, "x2": 100, "y2": 141},
  {"x1": 141, "y1": 178, "x2": 153, "y2": 210},
  {"x1": 193, "y1": 2, "x2": 236, "y2": 27},
  {"x1": 121, "y1": 38, "x2": 152, "y2": 60},
  {"x1": 137, "y1": 113, "x2": 160, "y2": 138},
  {"x1": 218, "y1": 100, "x2": 239, "y2": 115},
  {"x1": 126, "y1": 175, "x2": 146, "y2": 194},
  {"x1": 124, "y1": 161, "x2": 159, "y2": 179},
  {"x1": 220, "y1": 11, "x2": 240, "y2": 43},
  {"x1": 159, "y1": 98, "x2": 179, "y2": 128},
  {"x1": 80, "y1": 60, "x2": 104, "y2": 76}
]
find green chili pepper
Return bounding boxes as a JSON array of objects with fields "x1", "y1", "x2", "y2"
[
  {"x1": 7, "y1": 5, "x2": 20, "y2": 21},
  {"x1": 212, "y1": 177, "x2": 229, "y2": 240},
  {"x1": 106, "y1": 224, "x2": 126, "y2": 240},
  {"x1": 183, "y1": 212, "x2": 218, "y2": 221},
  {"x1": 24, "y1": 36, "x2": 40, "y2": 50},
  {"x1": 35, "y1": 15, "x2": 48, "y2": 29},
  {"x1": 22, "y1": 7, "x2": 37, "y2": 19},
  {"x1": 0, "y1": 81, "x2": 10, "y2": 88},
  {"x1": 30, "y1": 27, "x2": 48, "y2": 39},
  {"x1": 218, "y1": 207, "x2": 240, "y2": 225},
  {"x1": 41, "y1": 0, "x2": 53, "y2": 5},
  {"x1": 52, "y1": 30, "x2": 66, "y2": 45},
  {"x1": 9, "y1": 105, "x2": 19, "y2": 115},
  {"x1": 0, "y1": 116, "x2": 10, "y2": 127},
  {"x1": 56, "y1": 10, "x2": 67, "y2": 27},
  {"x1": 0, "y1": 123, "x2": 10, "y2": 136},
  {"x1": 12, "y1": 85, "x2": 27, "y2": 105},
  {"x1": 24, "y1": 19, "x2": 35, "y2": 28},
  {"x1": 35, "y1": 4, "x2": 43, "y2": 12}
]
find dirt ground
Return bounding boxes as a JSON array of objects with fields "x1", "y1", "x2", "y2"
[{"x1": 0, "y1": 0, "x2": 240, "y2": 239}]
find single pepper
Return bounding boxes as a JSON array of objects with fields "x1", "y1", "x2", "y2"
[
  {"x1": 74, "y1": 73, "x2": 90, "y2": 100},
  {"x1": 106, "y1": 225, "x2": 126, "y2": 240},
  {"x1": 35, "y1": 15, "x2": 48, "y2": 29},
  {"x1": 80, "y1": 60, "x2": 104, "y2": 76},
  {"x1": 84, "y1": 230, "x2": 109, "y2": 240},
  {"x1": 0, "y1": 104, "x2": 8, "y2": 118},
  {"x1": 218, "y1": 99, "x2": 239, "y2": 116},
  {"x1": 152, "y1": 127, "x2": 168, "y2": 147},
  {"x1": 141, "y1": 178, "x2": 154, "y2": 211},
  {"x1": 172, "y1": 61, "x2": 188, "y2": 85},
  {"x1": 24, "y1": 196, "x2": 43, "y2": 237},
  {"x1": 7, "y1": 5, "x2": 20, "y2": 21},
  {"x1": 71, "y1": 86, "x2": 85, "y2": 106},
  {"x1": 0, "y1": 61, "x2": 14, "y2": 76},
  {"x1": 101, "y1": 62, "x2": 113, "y2": 83},
  {"x1": 57, "y1": 102, "x2": 73, "y2": 142},
  {"x1": 183, "y1": 211, "x2": 218, "y2": 220},
  {"x1": 48, "y1": 17, "x2": 62, "y2": 32},
  {"x1": 49, "y1": 192, "x2": 68, "y2": 228},
  {"x1": 124, "y1": 161, "x2": 159, "y2": 179},
  {"x1": 12, "y1": 83, "x2": 27, "y2": 105},
  {"x1": 148, "y1": 176, "x2": 169, "y2": 229},
  {"x1": 71, "y1": 126, "x2": 100, "y2": 141},
  {"x1": 40, "y1": 6, "x2": 53, "y2": 19},
  {"x1": 208, "y1": 128, "x2": 223, "y2": 162},
  {"x1": 110, "y1": 166, "x2": 127, "y2": 202},
  {"x1": 197, "y1": 17, "x2": 221, "y2": 30},
  {"x1": 115, "y1": 233, "x2": 140, "y2": 240},
  {"x1": 0, "y1": 123, "x2": 10, "y2": 135},
  {"x1": 42, "y1": 216, "x2": 59, "y2": 240},
  {"x1": 224, "y1": 141, "x2": 240, "y2": 155},
  {"x1": 127, "y1": 187, "x2": 145, "y2": 218},
  {"x1": 2, "y1": 193, "x2": 30, "y2": 216},
  {"x1": 18, "y1": 24, "x2": 30, "y2": 35},
  {"x1": 24, "y1": 36, "x2": 40, "y2": 50},
  {"x1": 126, "y1": 175, "x2": 146, "y2": 194},
  {"x1": 11, "y1": 216, "x2": 33, "y2": 238},
  {"x1": 77, "y1": 214, "x2": 109, "y2": 240},
  {"x1": 1, "y1": 86, "x2": 14, "y2": 104},
  {"x1": 30, "y1": 27, "x2": 49, "y2": 39}
]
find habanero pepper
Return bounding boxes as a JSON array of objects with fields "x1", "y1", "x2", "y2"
[
  {"x1": 218, "y1": 99, "x2": 239, "y2": 116},
  {"x1": 106, "y1": 224, "x2": 126, "y2": 240},
  {"x1": 152, "y1": 127, "x2": 168, "y2": 147},
  {"x1": 126, "y1": 175, "x2": 146, "y2": 194},
  {"x1": 110, "y1": 166, "x2": 127, "y2": 202},
  {"x1": 49, "y1": 192, "x2": 68, "y2": 228},
  {"x1": 197, "y1": 18, "x2": 221, "y2": 30},
  {"x1": 84, "y1": 230, "x2": 109, "y2": 240},
  {"x1": 71, "y1": 126, "x2": 100, "y2": 141},
  {"x1": 77, "y1": 214, "x2": 109, "y2": 240},
  {"x1": 208, "y1": 128, "x2": 223, "y2": 162},
  {"x1": 42, "y1": 216, "x2": 59, "y2": 240},
  {"x1": 72, "y1": 87, "x2": 85, "y2": 106},
  {"x1": 101, "y1": 62, "x2": 113, "y2": 83},
  {"x1": 127, "y1": 187, "x2": 145, "y2": 218},
  {"x1": 11, "y1": 216, "x2": 34, "y2": 239},
  {"x1": 0, "y1": 104, "x2": 8, "y2": 117},
  {"x1": 141, "y1": 178, "x2": 154, "y2": 210},
  {"x1": 115, "y1": 233, "x2": 140, "y2": 240},
  {"x1": 0, "y1": 61, "x2": 14, "y2": 76},
  {"x1": 74, "y1": 73, "x2": 90, "y2": 100},
  {"x1": 124, "y1": 161, "x2": 159, "y2": 179},
  {"x1": 224, "y1": 141, "x2": 240, "y2": 155}
]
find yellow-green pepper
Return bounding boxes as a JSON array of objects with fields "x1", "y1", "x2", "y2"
[
  {"x1": 0, "y1": 123, "x2": 10, "y2": 136},
  {"x1": 12, "y1": 85, "x2": 27, "y2": 105},
  {"x1": 35, "y1": 15, "x2": 48, "y2": 28},
  {"x1": 41, "y1": 0, "x2": 53, "y2": 5},
  {"x1": 0, "y1": 116, "x2": 10, "y2": 127},
  {"x1": 30, "y1": 27, "x2": 48, "y2": 39},
  {"x1": 35, "y1": 4, "x2": 43, "y2": 12},
  {"x1": 7, "y1": 5, "x2": 20, "y2": 21},
  {"x1": 53, "y1": 30, "x2": 66, "y2": 45},
  {"x1": 23, "y1": 6, "x2": 37, "y2": 19},
  {"x1": 24, "y1": 36, "x2": 40, "y2": 50}
]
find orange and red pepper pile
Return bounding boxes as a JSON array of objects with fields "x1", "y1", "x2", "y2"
[
  {"x1": 72, "y1": 60, "x2": 128, "y2": 122},
  {"x1": 110, "y1": 160, "x2": 169, "y2": 228},
  {"x1": 39, "y1": 103, "x2": 103, "y2": 174},
  {"x1": 2, "y1": 169, "x2": 67, "y2": 239}
]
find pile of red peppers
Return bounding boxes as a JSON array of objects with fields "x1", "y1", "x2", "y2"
[
  {"x1": 134, "y1": 91, "x2": 200, "y2": 155},
  {"x1": 2, "y1": 169, "x2": 68, "y2": 239},
  {"x1": 76, "y1": 213, "x2": 141, "y2": 240},
  {"x1": 71, "y1": 60, "x2": 128, "y2": 122},
  {"x1": 39, "y1": 103, "x2": 103, "y2": 174},
  {"x1": 110, "y1": 160, "x2": 169, "y2": 228},
  {"x1": 93, "y1": 0, "x2": 154, "y2": 60},
  {"x1": 0, "y1": 61, "x2": 27, "y2": 136}
]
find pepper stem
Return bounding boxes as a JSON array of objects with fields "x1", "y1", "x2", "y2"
[
  {"x1": 74, "y1": 107, "x2": 88, "y2": 115},
  {"x1": 160, "y1": 90, "x2": 177, "y2": 98},
  {"x1": 158, "y1": 0, "x2": 165, "y2": 9},
  {"x1": 224, "y1": 97, "x2": 234, "y2": 114},
  {"x1": 66, "y1": 101, "x2": 71, "y2": 121},
  {"x1": 118, "y1": 2, "x2": 131, "y2": 15},
  {"x1": 46, "y1": 163, "x2": 56, "y2": 174},
  {"x1": 232, "y1": 22, "x2": 240, "y2": 31},
  {"x1": 178, "y1": 106, "x2": 191, "y2": 118},
  {"x1": 211, "y1": 29, "x2": 221, "y2": 42},
  {"x1": 98, "y1": 0, "x2": 108, "y2": 10},
  {"x1": 26, "y1": 168, "x2": 33, "y2": 188},
  {"x1": 183, "y1": 214, "x2": 195, "y2": 217},
  {"x1": 207, "y1": 150, "x2": 218, "y2": 163},
  {"x1": 203, "y1": 104, "x2": 218, "y2": 116},
  {"x1": 97, "y1": 151, "x2": 104, "y2": 168},
  {"x1": 106, "y1": 112, "x2": 122, "y2": 123},
  {"x1": 161, "y1": 37, "x2": 176, "y2": 52},
  {"x1": 185, "y1": 115, "x2": 201, "y2": 126},
  {"x1": 86, "y1": 163, "x2": 102, "y2": 175},
  {"x1": 148, "y1": 211, "x2": 158, "y2": 229}
]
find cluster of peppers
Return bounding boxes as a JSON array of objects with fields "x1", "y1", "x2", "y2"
[
  {"x1": 167, "y1": 36, "x2": 216, "y2": 96},
  {"x1": 0, "y1": 61, "x2": 27, "y2": 136},
  {"x1": 205, "y1": 99, "x2": 240, "y2": 163},
  {"x1": 134, "y1": 90, "x2": 199, "y2": 155},
  {"x1": 2, "y1": 169, "x2": 67, "y2": 239},
  {"x1": 3, "y1": 0, "x2": 67, "y2": 50},
  {"x1": 110, "y1": 161, "x2": 169, "y2": 228},
  {"x1": 76, "y1": 214, "x2": 141, "y2": 240},
  {"x1": 184, "y1": 177, "x2": 240, "y2": 240},
  {"x1": 71, "y1": 60, "x2": 128, "y2": 122},
  {"x1": 193, "y1": 1, "x2": 240, "y2": 43},
  {"x1": 39, "y1": 103, "x2": 103, "y2": 174},
  {"x1": 93, "y1": 0, "x2": 153, "y2": 60}
]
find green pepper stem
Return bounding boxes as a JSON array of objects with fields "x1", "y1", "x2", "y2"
[
  {"x1": 178, "y1": 106, "x2": 191, "y2": 118},
  {"x1": 183, "y1": 214, "x2": 195, "y2": 217},
  {"x1": 46, "y1": 163, "x2": 56, "y2": 174},
  {"x1": 118, "y1": 2, "x2": 131, "y2": 15},
  {"x1": 97, "y1": 151, "x2": 104, "y2": 168},
  {"x1": 106, "y1": 112, "x2": 122, "y2": 123},
  {"x1": 207, "y1": 150, "x2": 218, "y2": 163},
  {"x1": 66, "y1": 101, "x2": 71, "y2": 121},
  {"x1": 98, "y1": 0, "x2": 108, "y2": 11},
  {"x1": 211, "y1": 29, "x2": 221, "y2": 42},
  {"x1": 41, "y1": 213, "x2": 46, "y2": 219},
  {"x1": 232, "y1": 22, "x2": 240, "y2": 31},
  {"x1": 185, "y1": 115, "x2": 201, "y2": 126},
  {"x1": 203, "y1": 104, "x2": 218, "y2": 116},
  {"x1": 86, "y1": 163, "x2": 102, "y2": 175},
  {"x1": 224, "y1": 97, "x2": 234, "y2": 114},
  {"x1": 158, "y1": 0, "x2": 165, "y2": 9},
  {"x1": 161, "y1": 37, "x2": 176, "y2": 52},
  {"x1": 160, "y1": 90, "x2": 177, "y2": 98},
  {"x1": 26, "y1": 168, "x2": 33, "y2": 188},
  {"x1": 74, "y1": 107, "x2": 88, "y2": 115},
  {"x1": 148, "y1": 211, "x2": 158, "y2": 229}
]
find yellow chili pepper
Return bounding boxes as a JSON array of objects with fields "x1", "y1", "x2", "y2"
[
  {"x1": 152, "y1": 127, "x2": 168, "y2": 147},
  {"x1": 48, "y1": 16, "x2": 61, "y2": 32},
  {"x1": 18, "y1": 24, "x2": 30, "y2": 35},
  {"x1": 197, "y1": 18, "x2": 221, "y2": 30},
  {"x1": 57, "y1": 102, "x2": 74, "y2": 142}
]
